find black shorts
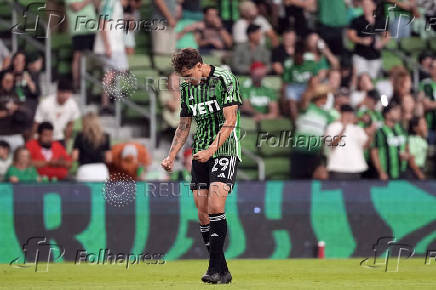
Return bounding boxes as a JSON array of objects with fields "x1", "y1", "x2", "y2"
[
  {"x1": 72, "y1": 34, "x2": 95, "y2": 52},
  {"x1": 190, "y1": 155, "x2": 239, "y2": 192}
]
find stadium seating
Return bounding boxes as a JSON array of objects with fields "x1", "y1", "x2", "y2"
[{"x1": 239, "y1": 117, "x2": 292, "y2": 180}]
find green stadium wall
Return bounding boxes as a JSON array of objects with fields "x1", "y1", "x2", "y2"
[{"x1": 0, "y1": 181, "x2": 435, "y2": 263}]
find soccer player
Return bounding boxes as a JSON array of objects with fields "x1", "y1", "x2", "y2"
[{"x1": 161, "y1": 48, "x2": 242, "y2": 284}]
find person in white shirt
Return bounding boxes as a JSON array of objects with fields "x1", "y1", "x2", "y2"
[
  {"x1": 0, "y1": 140, "x2": 11, "y2": 180},
  {"x1": 33, "y1": 79, "x2": 80, "y2": 145},
  {"x1": 94, "y1": 0, "x2": 129, "y2": 114},
  {"x1": 232, "y1": 1, "x2": 278, "y2": 47},
  {"x1": 326, "y1": 104, "x2": 376, "y2": 179}
]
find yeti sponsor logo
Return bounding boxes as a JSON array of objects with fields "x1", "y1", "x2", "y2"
[{"x1": 189, "y1": 100, "x2": 221, "y2": 116}]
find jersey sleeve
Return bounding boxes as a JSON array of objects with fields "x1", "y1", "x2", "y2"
[
  {"x1": 179, "y1": 83, "x2": 192, "y2": 117},
  {"x1": 220, "y1": 73, "x2": 243, "y2": 107},
  {"x1": 373, "y1": 129, "x2": 383, "y2": 149}
]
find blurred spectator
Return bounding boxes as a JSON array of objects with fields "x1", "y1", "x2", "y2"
[
  {"x1": 159, "y1": 72, "x2": 180, "y2": 138},
  {"x1": 282, "y1": 0, "x2": 316, "y2": 37},
  {"x1": 350, "y1": 73, "x2": 374, "y2": 107},
  {"x1": 0, "y1": 71, "x2": 33, "y2": 152},
  {"x1": 66, "y1": 0, "x2": 97, "y2": 91},
  {"x1": 9, "y1": 51, "x2": 39, "y2": 103},
  {"x1": 233, "y1": 1, "x2": 279, "y2": 47},
  {"x1": 357, "y1": 89, "x2": 384, "y2": 129},
  {"x1": 26, "y1": 122, "x2": 72, "y2": 181},
  {"x1": 181, "y1": 0, "x2": 202, "y2": 20},
  {"x1": 34, "y1": 79, "x2": 80, "y2": 145},
  {"x1": 391, "y1": 71, "x2": 419, "y2": 127},
  {"x1": 328, "y1": 87, "x2": 351, "y2": 121},
  {"x1": 418, "y1": 52, "x2": 433, "y2": 81},
  {"x1": 24, "y1": 53, "x2": 44, "y2": 124},
  {"x1": 419, "y1": 59, "x2": 436, "y2": 144},
  {"x1": 385, "y1": 0, "x2": 418, "y2": 39},
  {"x1": 340, "y1": 52, "x2": 356, "y2": 89},
  {"x1": 371, "y1": 101, "x2": 424, "y2": 180},
  {"x1": 347, "y1": 0, "x2": 390, "y2": 79},
  {"x1": 72, "y1": 112, "x2": 111, "y2": 181},
  {"x1": 324, "y1": 69, "x2": 343, "y2": 111},
  {"x1": 0, "y1": 140, "x2": 11, "y2": 180},
  {"x1": 170, "y1": 148, "x2": 192, "y2": 181},
  {"x1": 152, "y1": 0, "x2": 178, "y2": 55},
  {"x1": 305, "y1": 32, "x2": 339, "y2": 80},
  {"x1": 271, "y1": 28, "x2": 296, "y2": 75},
  {"x1": 122, "y1": 0, "x2": 142, "y2": 55},
  {"x1": 326, "y1": 104, "x2": 375, "y2": 179},
  {"x1": 109, "y1": 142, "x2": 151, "y2": 180},
  {"x1": 283, "y1": 36, "x2": 336, "y2": 121},
  {"x1": 4, "y1": 146, "x2": 39, "y2": 183},
  {"x1": 0, "y1": 39, "x2": 10, "y2": 70},
  {"x1": 290, "y1": 83, "x2": 334, "y2": 179},
  {"x1": 408, "y1": 116, "x2": 428, "y2": 177},
  {"x1": 232, "y1": 24, "x2": 271, "y2": 75},
  {"x1": 177, "y1": 7, "x2": 233, "y2": 52},
  {"x1": 317, "y1": 0, "x2": 349, "y2": 55},
  {"x1": 376, "y1": 65, "x2": 408, "y2": 100},
  {"x1": 240, "y1": 62, "x2": 279, "y2": 121},
  {"x1": 218, "y1": 0, "x2": 240, "y2": 32},
  {"x1": 95, "y1": 0, "x2": 129, "y2": 115}
]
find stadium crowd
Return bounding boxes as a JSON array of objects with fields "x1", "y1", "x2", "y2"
[{"x1": 0, "y1": 0, "x2": 436, "y2": 181}]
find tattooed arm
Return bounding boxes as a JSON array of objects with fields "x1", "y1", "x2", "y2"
[{"x1": 161, "y1": 117, "x2": 192, "y2": 172}]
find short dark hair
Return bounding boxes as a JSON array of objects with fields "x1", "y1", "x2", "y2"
[
  {"x1": 0, "y1": 140, "x2": 10, "y2": 150},
  {"x1": 58, "y1": 78, "x2": 73, "y2": 92},
  {"x1": 382, "y1": 100, "x2": 400, "y2": 117},
  {"x1": 340, "y1": 104, "x2": 354, "y2": 113},
  {"x1": 246, "y1": 24, "x2": 261, "y2": 35},
  {"x1": 283, "y1": 27, "x2": 295, "y2": 34},
  {"x1": 172, "y1": 48, "x2": 203, "y2": 73},
  {"x1": 37, "y1": 121, "x2": 54, "y2": 135},
  {"x1": 409, "y1": 116, "x2": 422, "y2": 134},
  {"x1": 418, "y1": 51, "x2": 433, "y2": 64},
  {"x1": 203, "y1": 6, "x2": 216, "y2": 14}
]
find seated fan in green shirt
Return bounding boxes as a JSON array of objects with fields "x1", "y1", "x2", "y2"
[
  {"x1": 240, "y1": 62, "x2": 279, "y2": 121},
  {"x1": 4, "y1": 146, "x2": 39, "y2": 183}
]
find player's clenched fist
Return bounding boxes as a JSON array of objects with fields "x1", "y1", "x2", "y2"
[
  {"x1": 161, "y1": 156, "x2": 174, "y2": 172},
  {"x1": 193, "y1": 149, "x2": 212, "y2": 163}
]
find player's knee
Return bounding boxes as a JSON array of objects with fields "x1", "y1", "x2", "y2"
[
  {"x1": 198, "y1": 211, "x2": 209, "y2": 224},
  {"x1": 208, "y1": 203, "x2": 225, "y2": 214}
]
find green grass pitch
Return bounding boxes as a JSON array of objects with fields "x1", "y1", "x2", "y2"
[{"x1": 0, "y1": 259, "x2": 434, "y2": 289}]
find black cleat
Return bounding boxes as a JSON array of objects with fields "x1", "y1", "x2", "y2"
[
  {"x1": 220, "y1": 271, "x2": 232, "y2": 284},
  {"x1": 201, "y1": 271, "x2": 212, "y2": 283},
  {"x1": 207, "y1": 273, "x2": 222, "y2": 284}
]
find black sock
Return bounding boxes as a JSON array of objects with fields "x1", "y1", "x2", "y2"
[
  {"x1": 208, "y1": 213, "x2": 228, "y2": 274},
  {"x1": 199, "y1": 224, "x2": 210, "y2": 252}
]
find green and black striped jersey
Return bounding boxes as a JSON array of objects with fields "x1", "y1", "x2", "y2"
[
  {"x1": 180, "y1": 65, "x2": 242, "y2": 161},
  {"x1": 419, "y1": 79, "x2": 436, "y2": 130},
  {"x1": 373, "y1": 124, "x2": 407, "y2": 179}
]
